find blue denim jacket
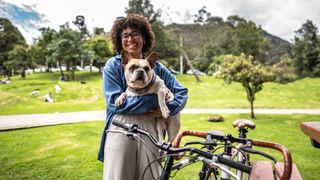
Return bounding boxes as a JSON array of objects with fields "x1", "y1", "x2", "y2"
[{"x1": 98, "y1": 55, "x2": 188, "y2": 162}]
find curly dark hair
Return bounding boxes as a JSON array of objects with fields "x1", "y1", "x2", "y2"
[{"x1": 110, "y1": 14, "x2": 155, "y2": 55}]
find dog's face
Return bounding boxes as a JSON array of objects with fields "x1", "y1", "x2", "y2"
[{"x1": 121, "y1": 50, "x2": 158, "y2": 88}]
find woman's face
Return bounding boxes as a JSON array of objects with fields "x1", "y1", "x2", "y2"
[{"x1": 121, "y1": 27, "x2": 144, "y2": 58}]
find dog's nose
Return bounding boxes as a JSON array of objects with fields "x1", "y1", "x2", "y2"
[
  {"x1": 136, "y1": 69, "x2": 144, "y2": 74},
  {"x1": 135, "y1": 70, "x2": 145, "y2": 80}
]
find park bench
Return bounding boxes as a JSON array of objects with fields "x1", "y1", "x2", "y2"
[
  {"x1": 250, "y1": 161, "x2": 303, "y2": 180},
  {"x1": 300, "y1": 122, "x2": 320, "y2": 148},
  {"x1": 249, "y1": 140, "x2": 303, "y2": 180}
]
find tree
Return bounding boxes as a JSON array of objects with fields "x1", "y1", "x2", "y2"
[
  {"x1": 49, "y1": 29, "x2": 84, "y2": 80},
  {"x1": 85, "y1": 35, "x2": 113, "y2": 73},
  {"x1": 125, "y1": 0, "x2": 179, "y2": 60},
  {"x1": 231, "y1": 20, "x2": 270, "y2": 63},
  {"x1": 0, "y1": 18, "x2": 27, "y2": 79},
  {"x1": 125, "y1": 0, "x2": 160, "y2": 24},
  {"x1": 36, "y1": 28, "x2": 58, "y2": 71},
  {"x1": 7, "y1": 45, "x2": 35, "y2": 79},
  {"x1": 292, "y1": 20, "x2": 320, "y2": 77},
  {"x1": 218, "y1": 54, "x2": 271, "y2": 119},
  {"x1": 226, "y1": 15, "x2": 245, "y2": 28},
  {"x1": 193, "y1": 6, "x2": 211, "y2": 25},
  {"x1": 270, "y1": 54, "x2": 297, "y2": 83}
]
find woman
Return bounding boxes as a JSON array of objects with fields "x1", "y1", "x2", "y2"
[{"x1": 98, "y1": 14, "x2": 188, "y2": 180}]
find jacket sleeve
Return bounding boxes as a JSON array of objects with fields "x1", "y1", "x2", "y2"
[
  {"x1": 103, "y1": 57, "x2": 159, "y2": 114},
  {"x1": 156, "y1": 62, "x2": 188, "y2": 115}
]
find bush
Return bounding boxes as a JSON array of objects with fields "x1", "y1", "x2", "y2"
[{"x1": 208, "y1": 114, "x2": 224, "y2": 122}]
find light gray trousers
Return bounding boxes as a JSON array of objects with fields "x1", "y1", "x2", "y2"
[{"x1": 103, "y1": 114, "x2": 161, "y2": 180}]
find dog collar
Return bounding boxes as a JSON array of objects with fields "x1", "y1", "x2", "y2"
[{"x1": 127, "y1": 73, "x2": 156, "y2": 94}]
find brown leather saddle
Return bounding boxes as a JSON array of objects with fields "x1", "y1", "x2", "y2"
[{"x1": 233, "y1": 119, "x2": 255, "y2": 129}]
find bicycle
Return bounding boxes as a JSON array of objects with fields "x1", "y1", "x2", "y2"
[
  {"x1": 109, "y1": 120, "x2": 292, "y2": 180},
  {"x1": 172, "y1": 124, "x2": 292, "y2": 180}
]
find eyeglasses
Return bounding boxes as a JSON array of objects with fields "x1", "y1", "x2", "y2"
[{"x1": 121, "y1": 31, "x2": 141, "y2": 41}]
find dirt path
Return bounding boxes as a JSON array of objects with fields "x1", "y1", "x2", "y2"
[{"x1": 1, "y1": 108, "x2": 320, "y2": 131}]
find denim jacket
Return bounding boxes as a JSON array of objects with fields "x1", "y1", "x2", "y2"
[{"x1": 98, "y1": 55, "x2": 188, "y2": 162}]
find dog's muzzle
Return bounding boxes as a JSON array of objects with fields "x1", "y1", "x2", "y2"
[{"x1": 135, "y1": 70, "x2": 145, "y2": 81}]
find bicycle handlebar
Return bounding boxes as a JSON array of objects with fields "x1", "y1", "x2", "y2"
[
  {"x1": 172, "y1": 130, "x2": 292, "y2": 180},
  {"x1": 112, "y1": 120, "x2": 252, "y2": 174}
]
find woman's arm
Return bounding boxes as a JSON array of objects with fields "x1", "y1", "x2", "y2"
[
  {"x1": 103, "y1": 57, "x2": 159, "y2": 114},
  {"x1": 155, "y1": 62, "x2": 188, "y2": 115}
]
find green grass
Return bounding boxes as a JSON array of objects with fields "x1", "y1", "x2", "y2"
[
  {"x1": 0, "y1": 72, "x2": 105, "y2": 115},
  {"x1": 1, "y1": 73, "x2": 320, "y2": 115},
  {"x1": 179, "y1": 75, "x2": 320, "y2": 109},
  {"x1": 0, "y1": 114, "x2": 319, "y2": 179}
]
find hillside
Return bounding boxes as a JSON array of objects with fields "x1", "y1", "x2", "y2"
[{"x1": 164, "y1": 22, "x2": 291, "y2": 64}]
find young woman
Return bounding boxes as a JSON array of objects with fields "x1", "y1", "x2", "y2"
[{"x1": 98, "y1": 14, "x2": 188, "y2": 180}]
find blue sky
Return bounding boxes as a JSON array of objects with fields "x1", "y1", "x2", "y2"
[{"x1": 1, "y1": 0, "x2": 320, "y2": 44}]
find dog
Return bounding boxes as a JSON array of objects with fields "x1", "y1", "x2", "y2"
[
  {"x1": 30, "y1": 90, "x2": 40, "y2": 96},
  {"x1": 115, "y1": 50, "x2": 180, "y2": 142},
  {"x1": 54, "y1": 84, "x2": 61, "y2": 94}
]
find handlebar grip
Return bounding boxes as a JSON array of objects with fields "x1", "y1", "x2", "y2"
[
  {"x1": 112, "y1": 120, "x2": 130, "y2": 130},
  {"x1": 217, "y1": 156, "x2": 252, "y2": 174}
]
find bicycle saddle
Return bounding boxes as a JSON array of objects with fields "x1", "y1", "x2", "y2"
[{"x1": 233, "y1": 119, "x2": 255, "y2": 129}]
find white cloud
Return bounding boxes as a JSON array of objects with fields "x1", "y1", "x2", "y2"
[{"x1": 2, "y1": 0, "x2": 320, "y2": 43}]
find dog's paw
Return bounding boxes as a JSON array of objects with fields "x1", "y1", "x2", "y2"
[
  {"x1": 165, "y1": 92, "x2": 174, "y2": 102},
  {"x1": 161, "y1": 109, "x2": 170, "y2": 119},
  {"x1": 115, "y1": 97, "x2": 124, "y2": 107}
]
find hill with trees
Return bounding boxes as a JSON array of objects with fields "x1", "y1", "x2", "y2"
[{"x1": 164, "y1": 17, "x2": 291, "y2": 72}]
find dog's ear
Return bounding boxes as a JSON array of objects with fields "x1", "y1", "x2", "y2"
[
  {"x1": 146, "y1": 52, "x2": 158, "y2": 68},
  {"x1": 121, "y1": 50, "x2": 132, "y2": 65}
]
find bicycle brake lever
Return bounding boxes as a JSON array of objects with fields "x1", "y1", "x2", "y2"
[{"x1": 126, "y1": 132, "x2": 137, "y2": 139}]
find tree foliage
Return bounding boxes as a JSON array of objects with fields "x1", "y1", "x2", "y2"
[
  {"x1": 270, "y1": 54, "x2": 296, "y2": 83},
  {"x1": 0, "y1": 18, "x2": 27, "y2": 78},
  {"x1": 125, "y1": 0, "x2": 160, "y2": 24},
  {"x1": 231, "y1": 20, "x2": 270, "y2": 62},
  {"x1": 193, "y1": 6, "x2": 211, "y2": 25},
  {"x1": 125, "y1": 0, "x2": 179, "y2": 60},
  {"x1": 35, "y1": 28, "x2": 58, "y2": 71},
  {"x1": 292, "y1": 20, "x2": 320, "y2": 77},
  {"x1": 84, "y1": 35, "x2": 113, "y2": 73},
  {"x1": 218, "y1": 54, "x2": 271, "y2": 118},
  {"x1": 7, "y1": 45, "x2": 35, "y2": 79},
  {"x1": 48, "y1": 29, "x2": 85, "y2": 80}
]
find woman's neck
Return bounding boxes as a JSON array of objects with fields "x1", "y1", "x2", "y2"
[{"x1": 130, "y1": 52, "x2": 143, "y2": 59}]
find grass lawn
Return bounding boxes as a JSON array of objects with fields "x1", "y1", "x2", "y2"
[
  {"x1": 0, "y1": 72, "x2": 105, "y2": 115},
  {"x1": 0, "y1": 114, "x2": 319, "y2": 180},
  {"x1": 1, "y1": 72, "x2": 320, "y2": 115}
]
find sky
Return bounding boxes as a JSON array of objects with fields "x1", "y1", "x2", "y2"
[{"x1": 1, "y1": 0, "x2": 320, "y2": 44}]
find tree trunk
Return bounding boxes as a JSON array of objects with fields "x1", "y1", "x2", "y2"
[
  {"x1": 5, "y1": 68, "x2": 11, "y2": 80},
  {"x1": 58, "y1": 61, "x2": 64, "y2": 77},
  {"x1": 21, "y1": 68, "x2": 26, "y2": 79},
  {"x1": 180, "y1": 48, "x2": 202, "y2": 82},
  {"x1": 249, "y1": 95, "x2": 255, "y2": 119},
  {"x1": 45, "y1": 60, "x2": 50, "y2": 72},
  {"x1": 71, "y1": 59, "x2": 76, "y2": 81},
  {"x1": 90, "y1": 59, "x2": 93, "y2": 73}
]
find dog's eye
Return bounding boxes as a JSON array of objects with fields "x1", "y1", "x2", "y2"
[
  {"x1": 143, "y1": 66, "x2": 149, "y2": 72},
  {"x1": 129, "y1": 65, "x2": 137, "y2": 71}
]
